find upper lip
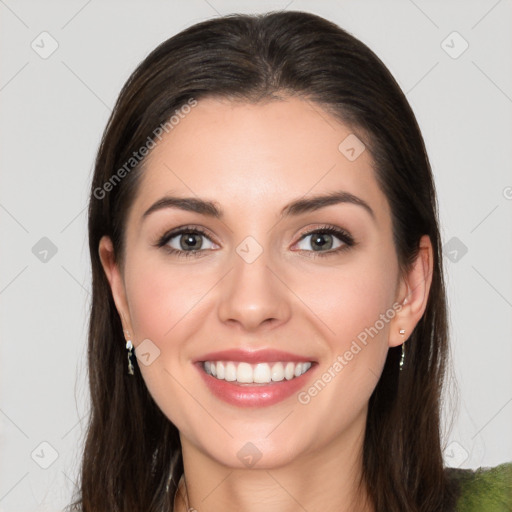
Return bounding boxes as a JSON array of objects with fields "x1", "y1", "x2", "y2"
[{"x1": 195, "y1": 348, "x2": 316, "y2": 364}]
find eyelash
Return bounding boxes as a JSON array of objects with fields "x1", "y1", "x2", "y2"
[{"x1": 155, "y1": 224, "x2": 355, "y2": 259}]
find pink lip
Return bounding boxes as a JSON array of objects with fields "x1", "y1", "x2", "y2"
[
  {"x1": 195, "y1": 348, "x2": 315, "y2": 364},
  {"x1": 194, "y1": 359, "x2": 317, "y2": 408}
]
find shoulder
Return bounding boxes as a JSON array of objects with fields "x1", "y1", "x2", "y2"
[{"x1": 444, "y1": 461, "x2": 512, "y2": 512}]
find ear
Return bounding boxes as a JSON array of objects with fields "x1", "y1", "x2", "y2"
[
  {"x1": 389, "y1": 234, "x2": 434, "y2": 348},
  {"x1": 98, "y1": 235, "x2": 133, "y2": 340}
]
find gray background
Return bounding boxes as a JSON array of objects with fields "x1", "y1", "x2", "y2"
[{"x1": 1, "y1": 0, "x2": 511, "y2": 510}]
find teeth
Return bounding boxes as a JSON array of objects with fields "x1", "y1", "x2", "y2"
[
  {"x1": 271, "y1": 362, "x2": 284, "y2": 382},
  {"x1": 237, "y1": 362, "x2": 253, "y2": 383},
  {"x1": 254, "y1": 363, "x2": 271, "y2": 383},
  {"x1": 284, "y1": 362, "x2": 295, "y2": 380},
  {"x1": 225, "y1": 362, "x2": 237, "y2": 381},
  {"x1": 203, "y1": 360, "x2": 312, "y2": 384}
]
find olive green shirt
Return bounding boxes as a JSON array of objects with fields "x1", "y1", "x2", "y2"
[{"x1": 445, "y1": 462, "x2": 512, "y2": 511}]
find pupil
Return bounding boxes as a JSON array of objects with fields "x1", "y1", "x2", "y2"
[
  {"x1": 312, "y1": 233, "x2": 333, "y2": 251},
  {"x1": 181, "y1": 233, "x2": 201, "y2": 250}
]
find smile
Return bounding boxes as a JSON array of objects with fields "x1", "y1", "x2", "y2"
[{"x1": 203, "y1": 360, "x2": 313, "y2": 384}]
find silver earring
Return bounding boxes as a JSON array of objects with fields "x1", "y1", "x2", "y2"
[
  {"x1": 126, "y1": 339, "x2": 135, "y2": 375},
  {"x1": 399, "y1": 329, "x2": 406, "y2": 371}
]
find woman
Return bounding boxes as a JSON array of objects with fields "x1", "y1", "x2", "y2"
[{"x1": 70, "y1": 10, "x2": 511, "y2": 512}]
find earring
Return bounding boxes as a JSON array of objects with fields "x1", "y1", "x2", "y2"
[
  {"x1": 126, "y1": 339, "x2": 135, "y2": 375},
  {"x1": 399, "y1": 329, "x2": 406, "y2": 371}
]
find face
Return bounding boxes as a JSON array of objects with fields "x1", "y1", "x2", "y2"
[{"x1": 100, "y1": 96, "x2": 426, "y2": 470}]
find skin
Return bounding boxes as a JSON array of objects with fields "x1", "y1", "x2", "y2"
[{"x1": 99, "y1": 96, "x2": 433, "y2": 512}]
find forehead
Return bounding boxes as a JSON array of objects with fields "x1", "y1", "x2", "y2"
[{"x1": 129, "y1": 96, "x2": 390, "y2": 224}]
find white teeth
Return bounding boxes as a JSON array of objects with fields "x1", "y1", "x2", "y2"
[
  {"x1": 225, "y1": 362, "x2": 237, "y2": 381},
  {"x1": 271, "y1": 362, "x2": 284, "y2": 382},
  {"x1": 284, "y1": 362, "x2": 295, "y2": 380},
  {"x1": 237, "y1": 362, "x2": 253, "y2": 383},
  {"x1": 203, "y1": 360, "x2": 313, "y2": 384},
  {"x1": 254, "y1": 363, "x2": 271, "y2": 383},
  {"x1": 216, "y1": 361, "x2": 225, "y2": 379}
]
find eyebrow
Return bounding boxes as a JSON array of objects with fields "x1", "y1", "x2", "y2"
[{"x1": 142, "y1": 190, "x2": 375, "y2": 221}]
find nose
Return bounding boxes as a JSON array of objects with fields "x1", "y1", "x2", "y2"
[{"x1": 217, "y1": 246, "x2": 292, "y2": 333}]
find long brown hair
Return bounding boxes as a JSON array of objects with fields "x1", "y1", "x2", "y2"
[{"x1": 69, "y1": 10, "x2": 459, "y2": 511}]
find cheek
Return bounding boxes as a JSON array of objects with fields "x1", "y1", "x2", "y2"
[
  {"x1": 296, "y1": 250, "x2": 399, "y2": 351},
  {"x1": 293, "y1": 254, "x2": 398, "y2": 429},
  {"x1": 123, "y1": 256, "x2": 214, "y2": 426},
  {"x1": 125, "y1": 258, "x2": 212, "y2": 343}
]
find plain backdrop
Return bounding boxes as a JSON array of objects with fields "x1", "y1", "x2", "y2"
[{"x1": 1, "y1": 1, "x2": 511, "y2": 510}]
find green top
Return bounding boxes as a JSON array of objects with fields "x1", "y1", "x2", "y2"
[{"x1": 445, "y1": 461, "x2": 512, "y2": 511}]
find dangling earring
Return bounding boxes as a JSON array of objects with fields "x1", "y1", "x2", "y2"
[
  {"x1": 399, "y1": 328, "x2": 406, "y2": 371},
  {"x1": 126, "y1": 339, "x2": 135, "y2": 375}
]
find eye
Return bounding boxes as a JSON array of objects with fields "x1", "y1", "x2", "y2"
[
  {"x1": 155, "y1": 224, "x2": 355, "y2": 259},
  {"x1": 156, "y1": 226, "x2": 218, "y2": 258},
  {"x1": 293, "y1": 225, "x2": 355, "y2": 257}
]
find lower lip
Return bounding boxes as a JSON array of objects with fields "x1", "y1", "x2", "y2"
[{"x1": 196, "y1": 363, "x2": 316, "y2": 407}]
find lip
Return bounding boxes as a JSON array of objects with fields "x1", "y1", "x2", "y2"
[
  {"x1": 194, "y1": 352, "x2": 317, "y2": 408},
  {"x1": 195, "y1": 348, "x2": 315, "y2": 364}
]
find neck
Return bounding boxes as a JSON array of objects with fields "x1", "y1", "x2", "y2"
[{"x1": 174, "y1": 411, "x2": 374, "y2": 512}]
